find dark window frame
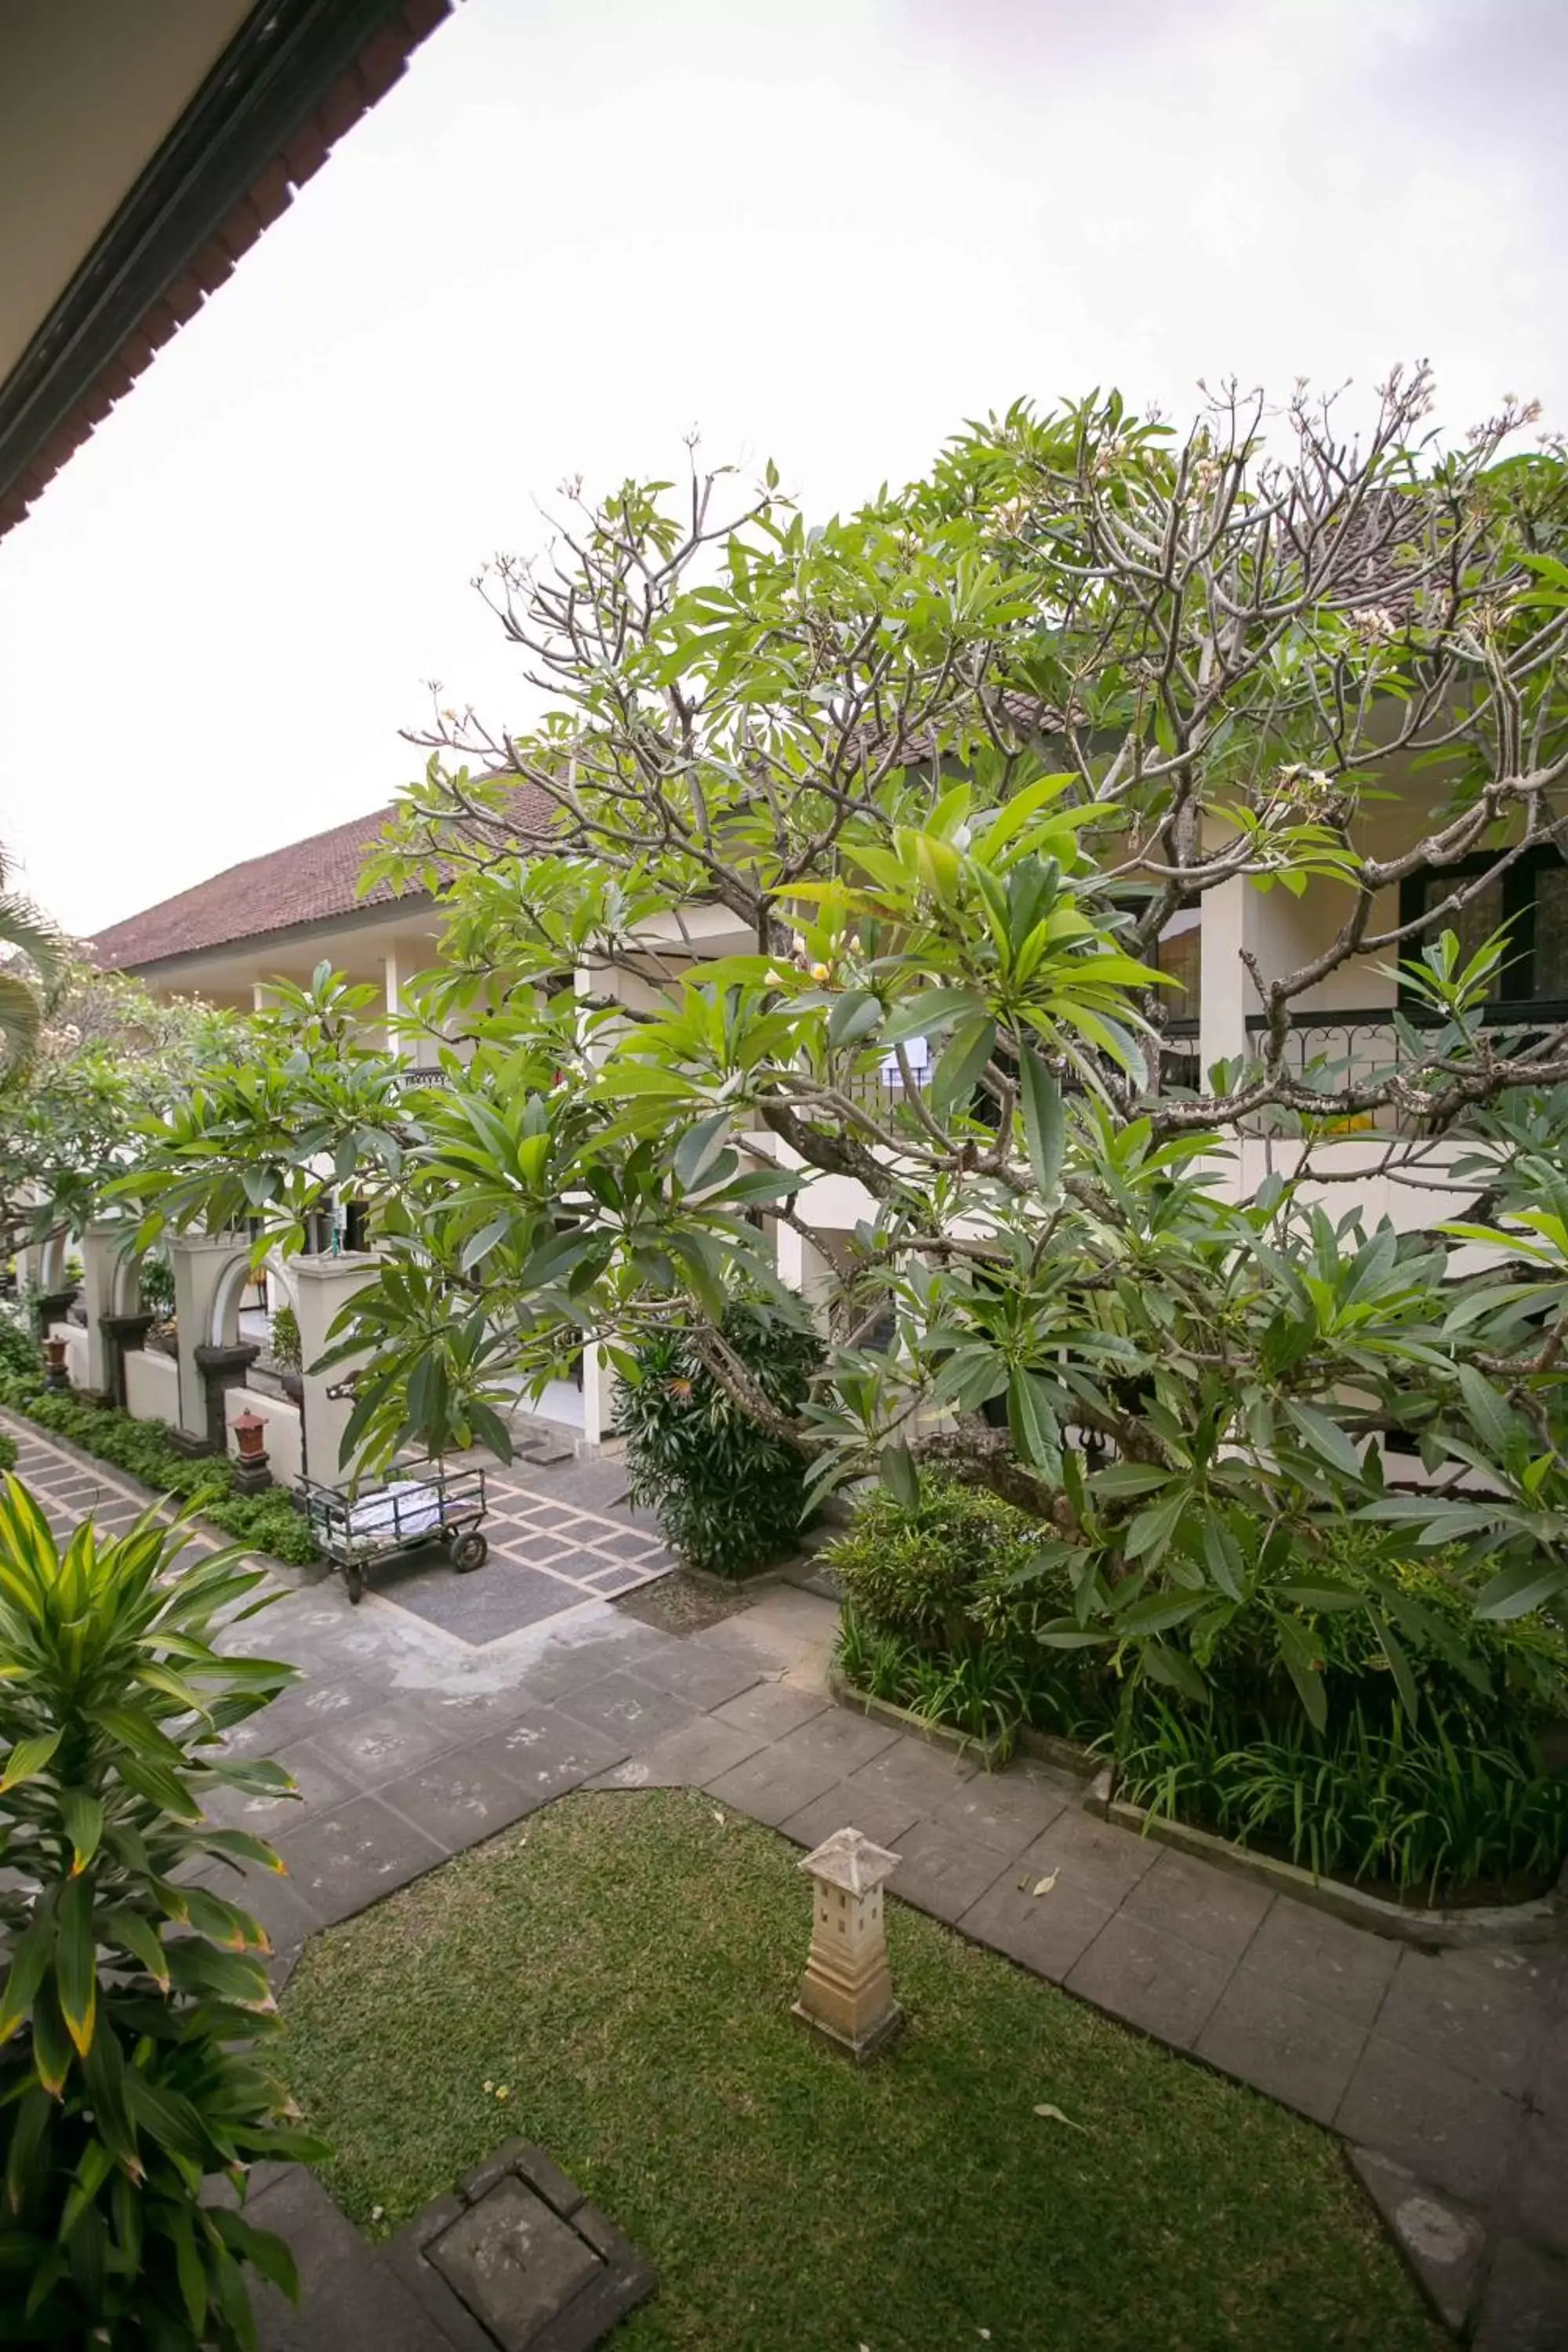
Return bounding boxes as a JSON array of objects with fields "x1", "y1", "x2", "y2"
[{"x1": 1396, "y1": 843, "x2": 1568, "y2": 1009}]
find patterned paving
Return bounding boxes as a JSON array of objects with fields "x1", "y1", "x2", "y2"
[
  {"x1": 0, "y1": 1412, "x2": 673, "y2": 1646},
  {"x1": 368, "y1": 1477, "x2": 673, "y2": 1643}
]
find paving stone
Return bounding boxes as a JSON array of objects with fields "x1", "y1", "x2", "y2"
[
  {"x1": 685, "y1": 1613, "x2": 822, "y2": 1676},
  {"x1": 379, "y1": 1748, "x2": 546, "y2": 1850},
  {"x1": 1196, "y1": 1964, "x2": 1370, "y2": 2124},
  {"x1": 223, "y1": 1674, "x2": 391, "y2": 1759},
  {"x1": 956, "y1": 1867, "x2": 1117, "y2": 1984},
  {"x1": 927, "y1": 1762, "x2": 1073, "y2": 1858},
  {"x1": 622, "y1": 1642, "x2": 764, "y2": 1711},
  {"x1": 885, "y1": 1817, "x2": 1014, "y2": 1924},
  {"x1": 201, "y1": 1856, "x2": 327, "y2": 1954},
  {"x1": 1346, "y1": 2149, "x2": 1488, "y2": 2336},
  {"x1": 1336, "y1": 2033, "x2": 1526, "y2": 2208},
  {"x1": 304, "y1": 1698, "x2": 466, "y2": 1791},
  {"x1": 705, "y1": 1711, "x2": 902, "y2": 1827},
  {"x1": 710, "y1": 1682, "x2": 833, "y2": 1740},
  {"x1": 1227, "y1": 1891, "x2": 1400, "y2": 2029},
  {"x1": 379, "y1": 1559, "x2": 593, "y2": 1643},
  {"x1": 589, "y1": 1715, "x2": 768, "y2": 1790},
  {"x1": 779, "y1": 1780, "x2": 930, "y2": 1854},
  {"x1": 506, "y1": 1621, "x2": 676, "y2": 1702},
  {"x1": 278, "y1": 1795, "x2": 448, "y2": 1925},
  {"x1": 463, "y1": 1711, "x2": 630, "y2": 1801},
  {"x1": 1472, "y1": 2236, "x2": 1568, "y2": 2352},
  {"x1": 1376, "y1": 1943, "x2": 1555, "y2": 2097},
  {"x1": 1006, "y1": 1807, "x2": 1161, "y2": 1913},
  {"x1": 1117, "y1": 1847, "x2": 1274, "y2": 1963},
  {"x1": 836, "y1": 1733, "x2": 978, "y2": 1817},
  {"x1": 553, "y1": 1671, "x2": 703, "y2": 1744},
  {"x1": 1065, "y1": 1911, "x2": 1236, "y2": 2050},
  {"x1": 251, "y1": 2167, "x2": 462, "y2": 2351},
  {"x1": 429, "y1": 2176, "x2": 600, "y2": 2344},
  {"x1": 201, "y1": 1737, "x2": 361, "y2": 1838},
  {"x1": 1513, "y1": 2103, "x2": 1568, "y2": 2259}
]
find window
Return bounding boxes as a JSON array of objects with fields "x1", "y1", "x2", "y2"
[
  {"x1": 1156, "y1": 906, "x2": 1202, "y2": 1024},
  {"x1": 1399, "y1": 847, "x2": 1568, "y2": 1008}
]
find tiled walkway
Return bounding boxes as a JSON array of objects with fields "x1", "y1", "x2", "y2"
[{"x1": 4, "y1": 1415, "x2": 1566, "y2": 2347}]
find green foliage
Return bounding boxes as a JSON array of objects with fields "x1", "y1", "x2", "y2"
[
  {"x1": 616, "y1": 1302, "x2": 823, "y2": 1576},
  {"x1": 0, "y1": 966, "x2": 235, "y2": 1258},
  {"x1": 111, "y1": 388, "x2": 1568, "y2": 1672},
  {"x1": 832, "y1": 1494, "x2": 1568, "y2": 1894},
  {"x1": 0, "y1": 1478, "x2": 323, "y2": 2344},
  {"x1": 827, "y1": 1475, "x2": 1044, "y2": 1648},
  {"x1": 0, "y1": 1373, "x2": 318, "y2": 1566},
  {"x1": 1116, "y1": 1698, "x2": 1568, "y2": 1904},
  {"x1": 267, "y1": 1304, "x2": 302, "y2": 1374},
  {"x1": 136, "y1": 1250, "x2": 175, "y2": 1322},
  {"x1": 278, "y1": 1789, "x2": 1438, "y2": 2352},
  {"x1": 0, "y1": 1314, "x2": 36, "y2": 1380}
]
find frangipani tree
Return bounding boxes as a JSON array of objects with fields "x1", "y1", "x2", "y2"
[{"x1": 126, "y1": 372, "x2": 1568, "y2": 1707}]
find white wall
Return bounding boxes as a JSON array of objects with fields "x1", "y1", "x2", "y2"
[
  {"x1": 123, "y1": 1345, "x2": 180, "y2": 1425},
  {"x1": 225, "y1": 1386, "x2": 302, "y2": 1490}
]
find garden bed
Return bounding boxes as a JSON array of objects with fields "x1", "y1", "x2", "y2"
[
  {"x1": 278, "y1": 1789, "x2": 1441, "y2": 2352},
  {"x1": 1083, "y1": 1768, "x2": 1568, "y2": 1951},
  {"x1": 0, "y1": 1374, "x2": 319, "y2": 1566}
]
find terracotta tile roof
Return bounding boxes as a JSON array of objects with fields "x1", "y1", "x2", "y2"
[
  {"x1": 92, "y1": 777, "x2": 563, "y2": 971},
  {"x1": 88, "y1": 805, "x2": 415, "y2": 970}
]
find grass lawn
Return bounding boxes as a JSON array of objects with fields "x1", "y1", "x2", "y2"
[{"x1": 278, "y1": 1790, "x2": 1438, "y2": 2352}]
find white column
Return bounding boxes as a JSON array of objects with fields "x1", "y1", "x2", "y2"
[
  {"x1": 169, "y1": 1234, "x2": 242, "y2": 1439},
  {"x1": 579, "y1": 1341, "x2": 619, "y2": 1452},
  {"x1": 292, "y1": 1252, "x2": 381, "y2": 1485},
  {"x1": 79, "y1": 1224, "x2": 129, "y2": 1395},
  {"x1": 1199, "y1": 874, "x2": 1254, "y2": 1080}
]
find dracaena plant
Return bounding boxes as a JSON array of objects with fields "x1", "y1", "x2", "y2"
[{"x1": 0, "y1": 1478, "x2": 322, "y2": 2347}]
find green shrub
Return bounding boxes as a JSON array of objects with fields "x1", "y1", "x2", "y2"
[
  {"x1": 0, "y1": 1315, "x2": 38, "y2": 1380},
  {"x1": 137, "y1": 1251, "x2": 175, "y2": 1322},
  {"x1": 0, "y1": 1477, "x2": 323, "y2": 2344},
  {"x1": 826, "y1": 1475, "x2": 1044, "y2": 1650},
  {"x1": 616, "y1": 1301, "x2": 823, "y2": 1577},
  {"x1": 829, "y1": 1486, "x2": 1568, "y2": 1894},
  {"x1": 267, "y1": 1304, "x2": 302, "y2": 1374},
  {"x1": 1116, "y1": 1694, "x2": 1568, "y2": 1903},
  {"x1": 0, "y1": 1371, "x2": 318, "y2": 1567}
]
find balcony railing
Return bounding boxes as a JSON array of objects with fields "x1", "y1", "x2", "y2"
[{"x1": 1240, "y1": 1002, "x2": 1568, "y2": 1094}]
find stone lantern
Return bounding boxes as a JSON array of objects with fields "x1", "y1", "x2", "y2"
[{"x1": 793, "y1": 1827, "x2": 902, "y2": 2061}]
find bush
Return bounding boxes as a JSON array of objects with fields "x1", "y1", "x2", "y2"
[
  {"x1": 1116, "y1": 1696, "x2": 1568, "y2": 1904},
  {"x1": 827, "y1": 1476, "x2": 1043, "y2": 1649},
  {"x1": 617, "y1": 1301, "x2": 823, "y2": 1577},
  {"x1": 829, "y1": 1486, "x2": 1568, "y2": 1896},
  {"x1": 267, "y1": 1304, "x2": 302, "y2": 1373},
  {"x1": 0, "y1": 1370, "x2": 319, "y2": 1566},
  {"x1": 0, "y1": 1476, "x2": 322, "y2": 2344}
]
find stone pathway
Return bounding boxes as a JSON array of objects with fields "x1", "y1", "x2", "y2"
[{"x1": 3, "y1": 1417, "x2": 1565, "y2": 2347}]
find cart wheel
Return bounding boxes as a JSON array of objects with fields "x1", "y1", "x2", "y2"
[
  {"x1": 450, "y1": 1530, "x2": 488, "y2": 1574},
  {"x1": 344, "y1": 1563, "x2": 365, "y2": 1605}
]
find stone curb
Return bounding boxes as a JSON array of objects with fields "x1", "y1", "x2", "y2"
[
  {"x1": 1082, "y1": 1765, "x2": 1568, "y2": 1950},
  {"x1": 826, "y1": 1668, "x2": 1013, "y2": 1771}
]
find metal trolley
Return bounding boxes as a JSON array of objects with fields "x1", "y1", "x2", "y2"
[{"x1": 299, "y1": 1457, "x2": 490, "y2": 1604}]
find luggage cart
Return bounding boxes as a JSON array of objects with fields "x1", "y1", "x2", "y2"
[{"x1": 298, "y1": 1457, "x2": 490, "y2": 1603}]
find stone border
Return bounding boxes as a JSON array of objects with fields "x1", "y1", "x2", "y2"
[
  {"x1": 1083, "y1": 1766, "x2": 1568, "y2": 1949},
  {"x1": 826, "y1": 1668, "x2": 1012, "y2": 1771}
]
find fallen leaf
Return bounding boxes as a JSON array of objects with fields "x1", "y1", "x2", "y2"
[
  {"x1": 711, "y1": 1809, "x2": 726, "y2": 1824},
  {"x1": 1033, "y1": 2102, "x2": 1087, "y2": 2131},
  {"x1": 1032, "y1": 1871, "x2": 1058, "y2": 1897},
  {"x1": 371, "y1": 2205, "x2": 384, "y2": 2224},
  {"x1": 495, "y1": 2085, "x2": 510, "y2": 2100}
]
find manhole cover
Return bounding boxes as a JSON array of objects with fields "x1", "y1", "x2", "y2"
[{"x1": 395, "y1": 2140, "x2": 655, "y2": 2350}]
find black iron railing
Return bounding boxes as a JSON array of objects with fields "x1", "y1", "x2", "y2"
[{"x1": 1240, "y1": 1002, "x2": 1568, "y2": 1091}]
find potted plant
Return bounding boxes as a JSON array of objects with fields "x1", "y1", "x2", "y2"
[{"x1": 267, "y1": 1302, "x2": 304, "y2": 1402}]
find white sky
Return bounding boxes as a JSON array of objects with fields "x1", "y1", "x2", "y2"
[{"x1": 2, "y1": 0, "x2": 1563, "y2": 937}]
